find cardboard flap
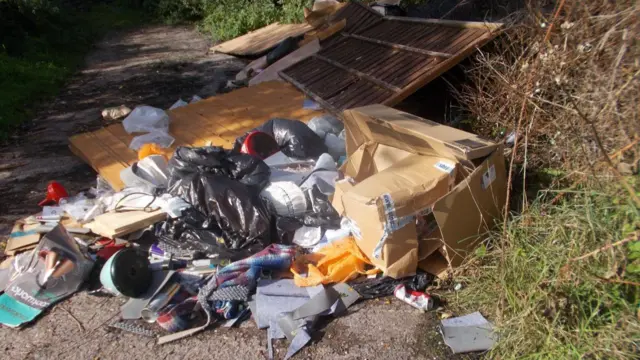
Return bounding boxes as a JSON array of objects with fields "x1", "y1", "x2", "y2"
[
  {"x1": 343, "y1": 105, "x2": 498, "y2": 161},
  {"x1": 432, "y1": 149, "x2": 507, "y2": 265}
]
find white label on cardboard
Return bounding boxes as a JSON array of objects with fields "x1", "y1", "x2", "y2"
[
  {"x1": 346, "y1": 218, "x2": 362, "y2": 240},
  {"x1": 42, "y1": 206, "x2": 63, "y2": 217},
  {"x1": 482, "y1": 165, "x2": 497, "y2": 190},
  {"x1": 434, "y1": 161, "x2": 456, "y2": 174}
]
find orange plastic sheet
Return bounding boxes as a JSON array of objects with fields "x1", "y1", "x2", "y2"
[{"x1": 291, "y1": 237, "x2": 380, "y2": 287}]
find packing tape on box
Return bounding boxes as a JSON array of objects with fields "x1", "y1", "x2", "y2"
[{"x1": 374, "y1": 194, "x2": 434, "y2": 260}]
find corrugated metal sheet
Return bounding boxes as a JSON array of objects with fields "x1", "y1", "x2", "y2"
[{"x1": 281, "y1": 15, "x2": 502, "y2": 115}]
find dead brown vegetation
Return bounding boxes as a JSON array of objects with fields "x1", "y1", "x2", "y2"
[{"x1": 460, "y1": 0, "x2": 639, "y2": 177}]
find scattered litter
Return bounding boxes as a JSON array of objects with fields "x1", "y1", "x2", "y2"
[
  {"x1": 261, "y1": 181, "x2": 307, "y2": 217},
  {"x1": 129, "y1": 131, "x2": 175, "y2": 150},
  {"x1": 39, "y1": 181, "x2": 68, "y2": 207},
  {"x1": 123, "y1": 106, "x2": 170, "y2": 134},
  {"x1": 394, "y1": 284, "x2": 437, "y2": 312},
  {"x1": 0, "y1": 226, "x2": 94, "y2": 327},
  {"x1": 291, "y1": 237, "x2": 379, "y2": 287},
  {"x1": 109, "y1": 320, "x2": 157, "y2": 337},
  {"x1": 440, "y1": 312, "x2": 496, "y2": 353},
  {"x1": 102, "y1": 105, "x2": 132, "y2": 121},
  {"x1": 349, "y1": 272, "x2": 432, "y2": 300},
  {"x1": 169, "y1": 99, "x2": 188, "y2": 110},
  {"x1": 234, "y1": 118, "x2": 327, "y2": 159},
  {"x1": 8, "y1": 6, "x2": 509, "y2": 357},
  {"x1": 100, "y1": 248, "x2": 151, "y2": 297},
  {"x1": 303, "y1": 98, "x2": 323, "y2": 111}
]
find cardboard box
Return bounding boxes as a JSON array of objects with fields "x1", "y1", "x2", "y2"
[
  {"x1": 339, "y1": 105, "x2": 507, "y2": 278},
  {"x1": 342, "y1": 154, "x2": 457, "y2": 277}
]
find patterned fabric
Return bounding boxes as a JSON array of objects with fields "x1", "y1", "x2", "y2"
[
  {"x1": 209, "y1": 285, "x2": 250, "y2": 301},
  {"x1": 156, "y1": 297, "x2": 199, "y2": 332},
  {"x1": 197, "y1": 244, "x2": 296, "y2": 319}
]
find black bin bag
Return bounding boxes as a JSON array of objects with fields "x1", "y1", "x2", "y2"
[
  {"x1": 234, "y1": 118, "x2": 328, "y2": 159},
  {"x1": 163, "y1": 146, "x2": 273, "y2": 258}
]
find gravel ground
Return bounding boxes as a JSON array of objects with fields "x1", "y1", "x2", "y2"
[{"x1": 0, "y1": 25, "x2": 478, "y2": 360}]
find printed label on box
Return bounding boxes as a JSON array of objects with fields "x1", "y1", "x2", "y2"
[
  {"x1": 434, "y1": 161, "x2": 456, "y2": 174},
  {"x1": 482, "y1": 165, "x2": 496, "y2": 190}
]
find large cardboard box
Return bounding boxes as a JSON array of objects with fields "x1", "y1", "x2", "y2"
[{"x1": 338, "y1": 104, "x2": 507, "y2": 278}]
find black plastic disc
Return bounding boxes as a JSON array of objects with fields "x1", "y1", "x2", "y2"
[{"x1": 109, "y1": 248, "x2": 152, "y2": 298}]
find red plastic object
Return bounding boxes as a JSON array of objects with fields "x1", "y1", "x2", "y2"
[
  {"x1": 240, "y1": 131, "x2": 279, "y2": 159},
  {"x1": 38, "y1": 181, "x2": 69, "y2": 206},
  {"x1": 96, "y1": 241, "x2": 128, "y2": 261}
]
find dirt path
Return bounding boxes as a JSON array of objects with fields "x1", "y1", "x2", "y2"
[
  {"x1": 0, "y1": 25, "x2": 472, "y2": 359},
  {"x1": 0, "y1": 25, "x2": 243, "y2": 235}
]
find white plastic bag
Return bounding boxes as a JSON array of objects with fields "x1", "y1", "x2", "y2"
[
  {"x1": 324, "y1": 133, "x2": 346, "y2": 160},
  {"x1": 169, "y1": 99, "x2": 188, "y2": 110},
  {"x1": 307, "y1": 115, "x2": 343, "y2": 139},
  {"x1": 129, "y1": 131, "x2": 175, "y2": 150},
  {"x1": 122, "y1": 106, "x2": 170, "y2": 134}
]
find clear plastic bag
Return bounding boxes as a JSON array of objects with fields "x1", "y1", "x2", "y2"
[
  {"x1": 169, "y1": 99, "x2": 188, "y2": 110},
  {"x1": 123, "y1": 106, "x2": 170, "y2": 134},
  {"x1": 307, "y1": 115, "x2": 344, "y2": 139},
  {"x1": 129, "y1": 131, "x2": 175, "y2": 150}
]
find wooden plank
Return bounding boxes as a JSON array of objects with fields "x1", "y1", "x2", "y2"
[
  {"x1": 346, "y1": 33, "x2": 452, "y2": 58},
  {"x1": 385, "y1": 16, "x2": 504, "y2": 31},
  {"x1": 251, "y1": 39, "x2": 321, "y2": 86},
  {"x1": 70, "y1": 82, "x2": 323, "y2": 190},
  {"x1": 279, "y1": 71, "x2": 341, "y2": 116},
  {"x1": 383, "y1": 31, "x2": 496, "y2": 106},
  {"x1": 280, "y1": 16, "x2": 502, "y2": 113},
  {"x1": 313, "y1": 54, "x2": 402, "y2": 93},
  {"x1": 210, "y1": 23, "x2": 312, "y2": 56}
]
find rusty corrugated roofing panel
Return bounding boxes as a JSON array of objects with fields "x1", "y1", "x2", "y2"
[{"x1": 280, "y1": 16, "x2": 502, "y2": 115}]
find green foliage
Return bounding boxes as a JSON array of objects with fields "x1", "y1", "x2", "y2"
[
  {"x1": 143, "y1": 0, "x2": 310, "y2": 41},
  {"x1": 200, "y1": 0, "x2": 309, "y2": 41},
  {"x1": 0, "y1": 1, "x2": 146, "y2": 137},
  {"x1": 143, "y1": 0, "x2": 205, "y2": 24},
  {"x1": 453, "y1": 184, "x2": 640, "y2": 358}
]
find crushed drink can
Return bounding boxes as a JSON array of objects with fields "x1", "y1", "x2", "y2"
[{"x1": 394, "y1": 284, "x2": 435, "y2": 311}]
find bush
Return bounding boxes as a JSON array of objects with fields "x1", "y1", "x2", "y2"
[
  {"x1": 200, "y1": 0, "x2": 310, "y2": 41},
  {"x1": 143, "y1": 0, "x2": 205, "y2": 24},
  {"x1": 459, "y1": 1, "x2": 639, "y2": 172},
  {"x1": 142, "y1": 0, "x2": 310, "y2": 41},
  {"x1": 0, "y1": 1, "x2": 145, "y2": 136}
]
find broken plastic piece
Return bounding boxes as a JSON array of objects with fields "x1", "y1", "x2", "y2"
[
  {"x1": 441, "y1": 312, "x2": 496, "y2": 353},
  {"x1": 123, "y1": 106, "x2": 170, "y2": 134}
]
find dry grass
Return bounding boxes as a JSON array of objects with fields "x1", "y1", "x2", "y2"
[
  {"x1": 461, "y1": 0, "x2": 639, "y2": 173},
  {"x1": 450, "y1": 1, "x2": 640, "y2": 358}
]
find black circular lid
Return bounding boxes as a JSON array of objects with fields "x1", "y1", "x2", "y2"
[{"x1": 109, "y1": 248, "x2": 152, "y2": 298}]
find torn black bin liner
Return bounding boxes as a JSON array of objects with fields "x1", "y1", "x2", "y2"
[
  {"x1": 234, "y1": 118, "x2": 328, "y2": 159},
  {"x1": 162, "y1": 146, "x2": 273, "y2": 259}
]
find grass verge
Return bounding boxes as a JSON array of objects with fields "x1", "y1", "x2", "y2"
[
  {"x1": 451, "y1": 180, "x2": 640, "y2": 358},
  {"x1": 0, "y1": 3, "x2": 148, "y2": 138}
]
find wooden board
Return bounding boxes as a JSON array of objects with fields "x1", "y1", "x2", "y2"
[
  {"x1": 69, "y1": 82, "x2": 324, "y2": 190},
  {"x1": 249, "y1": 39, "x2": 321, "y2": 86},
  {"x1": 85, "y1": 210, "x2": 166, "y2": 238},
  {"x1": 280, "y1": 16, "x2": 502, "y2": 115},
  {"x1": 210, "y1": 23, "x2": 313, "y2": 56}
]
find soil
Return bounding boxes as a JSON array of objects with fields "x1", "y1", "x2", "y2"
[{"x1": 0, "y1": 25, "x2": 477, "y2": 359}]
